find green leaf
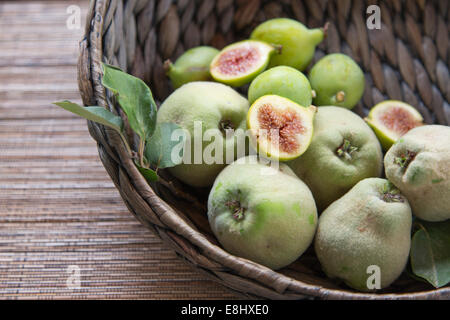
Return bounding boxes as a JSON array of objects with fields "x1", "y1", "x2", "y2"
[
  {"x1": 54, "y1": 101, "x2": 123, "y2": 132},
  {"x1": 101, "y1": 63, "x2": 157, "y2": 142},
  {"x1": 145, "y1": 122, "x2": 186, "y2": 169},
  {"x1": 410, "y1": 220, "x2": 450, "y2": 288},
  {"x1": 135, "y1": 163, "x2": 158, "y2": 182}
]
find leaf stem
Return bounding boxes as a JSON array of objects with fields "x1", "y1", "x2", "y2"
[
  {"x1": 139, "y1": 138, "x2": 146, "y2": 168},
  {"x1": 118, "y1": 131, "x2": 133, "y2": 156}
]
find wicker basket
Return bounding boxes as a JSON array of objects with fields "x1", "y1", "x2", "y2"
[{"x1": 78, "y1": 0, "x2": 450, "y2": 299}]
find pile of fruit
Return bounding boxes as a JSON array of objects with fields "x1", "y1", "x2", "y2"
[
  {"x1": 57, "y1": 17, "x2": 449, "y2": 293},
  {"x1": 161, "y1": 18, "x2": 450, "y2": 292}
]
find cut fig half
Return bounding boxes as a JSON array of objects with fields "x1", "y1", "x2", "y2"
[
  {"x1": 247, "y1": 95, "x2": 316, "y2": 161},
  {"x1": 210, "y1": 40, "x2": 275, "y2": 87},
  {"x1": 365, "y1": 100, "x2": 423, "y2": 150}
]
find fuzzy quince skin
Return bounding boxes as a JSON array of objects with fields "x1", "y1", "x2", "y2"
[
  {"x1": 208, "y1": 156, "x2": 318, "y2": 270},
  {"x1": 315, "y1": 178, "x2": 412, "y2": 292},
  {"x1": 288, "y1": 106, "x2": 383, "y2": 212},
  {"x1": 384, "y1": 125, "x2": 450, "y2": 222},
  {"x1": 157, "y1": 82, "x2": 249, "y2": 187}
]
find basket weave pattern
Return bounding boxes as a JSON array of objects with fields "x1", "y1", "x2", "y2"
[{"x1": 78, "y1": 0, "x2": 450, "y2": 299}]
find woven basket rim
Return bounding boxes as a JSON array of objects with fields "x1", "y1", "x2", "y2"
[{"x1": 77, "y1": 0, "x2": 450, "y2": 300}]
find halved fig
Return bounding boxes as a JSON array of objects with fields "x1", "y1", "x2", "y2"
[
  {"x1": 210, "y1": 40, "x2": 275, "y2": 87},
  {"x1": 247, "y1": 95, "x2": 316, "y2": 161},
  {"x1": 365, "y1": 100, "x2": 423, "y2": 150}
]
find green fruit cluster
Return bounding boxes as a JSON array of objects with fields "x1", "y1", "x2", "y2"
[{"x1": 156, "y1": 17, "x2": 449, "y2": 293}]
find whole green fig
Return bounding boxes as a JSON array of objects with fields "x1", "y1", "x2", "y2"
[
  {"x1": 248, "y1": 66, "x2": 312, "y2": 107},
  {"x1": 384, "y1": 125, "x2": 450, "y2": 222},
  {"x1": 250, "y1": 18, "x2": 324, "y2": 71},
  {"x1": 208, "y1": 156, "x2": 318, "y2": 270},
  {"x1": 165, "y1": 46, "x2": 219, "y2": 88},
  {"x1": 309, "y1": 54, "x2": 365, "y2": 109},
  {"x1": 315, "y1": 178, "x2": 412, "y2": 292},
  {"x1": 288, "y1": 107, "x2": 383, "y2": 212}
]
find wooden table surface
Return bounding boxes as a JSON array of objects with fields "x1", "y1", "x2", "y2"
[{"x1": 0, "y1": 0, "x2": 237, "y2": 299}]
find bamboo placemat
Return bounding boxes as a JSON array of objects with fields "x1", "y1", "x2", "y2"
[{"x1": 0, "y1": 0, "x2": 237, "y2": 300}]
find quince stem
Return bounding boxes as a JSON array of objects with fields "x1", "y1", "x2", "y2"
[
  {"x1": 336, "y1": 139, "x2": 358, "y2": 161},
  {"x1": 394, "y1": 150, "x2": 417, "y2": 169},
  {"x1": 225, "y1": 200, "x2": 245, "y2": 221}
]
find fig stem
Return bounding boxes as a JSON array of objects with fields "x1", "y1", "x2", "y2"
[
  {"x1": 163, "y1": 59, "x2": 173, "y2": 74},
  {"x1": 336, "y1": 139, "x2": 358, "y2": 160},
  {"x1": 322, "y1": 22, "x2": 330, "y2": 39}
]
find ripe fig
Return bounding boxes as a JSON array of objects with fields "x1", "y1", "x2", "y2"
[
  {"x1": 315, "y1": 178, "x2": 412, "y2": 292},
  {"x1": 157, "y1": 82, "x2": 249, "y2": 187},
  {"x1": 210, "y1": 40, "x2": 275, "y2": 87},
  {"x1": 288, "y1": 107, "x2": 383, "y2": 212},
  {"x1": 208, "y1": 156, "x2": 318, "y2": 270},
  {"x1": 365, "y1": 100, "x2": 424, "y2": 150},
  {"x1": 250, "y1": 18, "x2": 325, "y2": 71},
  {"x1": 164, "y1": 46, "x2": 219, "y2": 89},
  {"x1": 247, "y1": 95, "x2": 316, "y2": 161},
  {"x1": 309, "y1": 54, "x2": 365, "y2": 109},
  {"x1": 248, "y1": 66, "x2": 312, "y2": 107},
  {"x1": 384, "y1": 125, "x2": 450, "y2": 222}
]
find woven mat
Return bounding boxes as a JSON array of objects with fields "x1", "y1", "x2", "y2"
[{"x1": 0, "y1": 0, "x2": 237, "y2": 300}]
